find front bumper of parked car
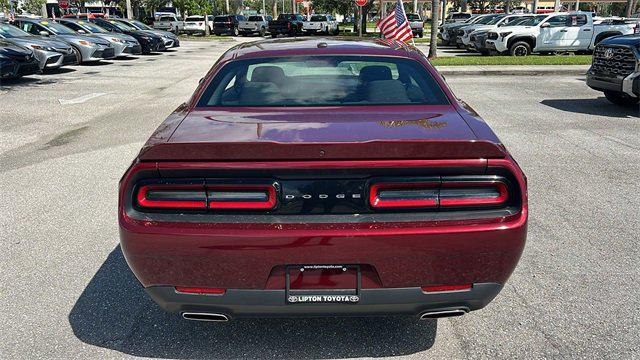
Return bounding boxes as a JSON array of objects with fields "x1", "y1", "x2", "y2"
[
  {"x1": 0, "y1": 56, "x2": 41, "y2": 78},
  {"x1": 587, "y1": 70, "x2": 640, "y2": 98}
]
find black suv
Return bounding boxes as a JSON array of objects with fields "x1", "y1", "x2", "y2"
[
  {"x1": 213, "y1": 15, "x2": 245, "y2": 36},
  {"x1": 587, "y1": 34, "x2": 640, "y2": 106}
]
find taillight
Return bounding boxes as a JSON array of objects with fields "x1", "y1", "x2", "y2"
[
  {"x1": 368, "y1": 176, "x2": 510, "y2": 210},
  {"x1": 135, "y1": 181, "x2": 277, "y2": 210},
  {"x1": 439, "y1": 178, "x2": 508, "y2": 207},
  {"x1": 137, "y1": 184, "x2": 207, "y2": 209},
  {"x1": 369, "y1": 181, "x2": 438, "y2": 208},
  {"x1": 207, "y1": 184, "x2": 276, "y2": 210},
  {"x1": 287, "y1": 22, "x2": 291, "y2": 29}
]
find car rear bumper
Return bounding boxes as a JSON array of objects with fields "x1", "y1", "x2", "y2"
[
  {"x1": 587, "y1": 70, "x2": 640, "y2": 98},
  {"x1": 146, "y1": 283, "x2": 503, "y2": 318}
]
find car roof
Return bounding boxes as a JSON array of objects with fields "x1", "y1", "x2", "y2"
[{"x1": 224, "y1": 37, "x2": 419, "y2": 62}]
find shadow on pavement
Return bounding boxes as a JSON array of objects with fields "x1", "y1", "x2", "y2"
[
  {"x1": 541, "y1": 98, "x2": 639, "y2": 118},
  {"x1": 69, "y1": 246, "x2": 438, "y2": 359}
]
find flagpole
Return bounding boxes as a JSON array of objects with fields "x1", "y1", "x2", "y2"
[{"x1": 398, "y1": 0, "x2": 415, "y2": 45}]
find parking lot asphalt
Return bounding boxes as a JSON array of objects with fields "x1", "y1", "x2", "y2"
[{"x1": 1, "y1": 39, "x2": 639, "y2": 359}]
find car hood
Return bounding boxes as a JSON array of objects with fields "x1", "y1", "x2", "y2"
[
  {"x1": 5, "y1": 36, "x2": 70, "y2": 50},
  {"x1": 138, "y1": 106, "x2": 508, "y2": 161},
  {"x1": 0, "y1": 42, "x2": 32, "y2": 57},
  {"x1": 600, "y1": 34, "x2": 640, "y2": 46},
  {"x1": 148, "y1": 29, "x2": 177, "y2": 39},
  {"x1": 50, "y1": 33, "x2": 108, "y2": 45},
  {"x1": 471, "y1": 25, "x2": 497, "y2": 33}
]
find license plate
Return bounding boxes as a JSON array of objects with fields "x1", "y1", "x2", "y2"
[{"x1": 285, "y1": 264, "x2": 361, "y2": 303}]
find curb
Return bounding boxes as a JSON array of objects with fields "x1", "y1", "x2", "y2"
[{"x1": 435, "y1": 65, "x2": 590, "y2": 76}]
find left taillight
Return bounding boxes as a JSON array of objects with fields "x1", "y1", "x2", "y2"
[
  {"x1": 137, "y1": 184, "x2": 207, "y2": 209},
  {"x1": 135, "y1": 181, "x2": 277, "y2": 211}
]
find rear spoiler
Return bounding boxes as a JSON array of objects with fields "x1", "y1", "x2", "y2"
[{"x1": 138, "y1": 140, "x2": 507, "y2": 161}]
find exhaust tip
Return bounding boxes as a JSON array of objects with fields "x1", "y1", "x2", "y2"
[
  {"x1": 182, "y1": 312, "x2": 229, "y2": 322},
  {"x1": 420, "y1": 309, "x2": 467, "y2": 320}
]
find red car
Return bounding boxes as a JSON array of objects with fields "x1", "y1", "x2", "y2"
[{"x1": 119, "y1": 38, "x2": 528, "y2": 322}]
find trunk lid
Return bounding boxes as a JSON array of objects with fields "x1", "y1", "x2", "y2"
[{"x1": 139, "y1": 106, "x2": 506, "y2": 161}]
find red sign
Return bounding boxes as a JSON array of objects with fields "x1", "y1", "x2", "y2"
[
  {"x1": 356, "y1": 0, "x2": 367, "y2": 6},
  {"x1": 58, "y1": 0, "x2": 69, "y2": 9}
]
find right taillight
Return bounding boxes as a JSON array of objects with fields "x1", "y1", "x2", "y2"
[
  {"x1": 439, "y1": 178, "x2": 508, "y2": 207},
  {"x1": 368, "y1": 176, "x2": 510, "y2": 210}
]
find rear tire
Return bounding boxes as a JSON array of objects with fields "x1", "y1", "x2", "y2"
[
  {"x1": 604, "y1": 91, "x2": 640, "y2": 107},
  {"x1": 271, "y1": 33, "x2": 277, "y2": 38},
  {"x1": 509, "y1": 41, "x2": 531, "y2": 56},
  {"x1": 233, "y1": 27, "x2": 239, "y2": 36},
  {"x1": 259, "y1": 27, "x2": 266, "y2": 37}
]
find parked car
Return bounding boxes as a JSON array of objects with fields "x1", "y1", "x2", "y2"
[
  {"x1": 238, "y1": 15, "x2": 272, "y2": 36},
  {"x1": 303, "y1": 14, "x2": 338, "y2": 35},
  {"x1": 153, "y1": 13, "x2": 184, "y2": 34},
  {"x1": 445, "y1": 12, "x2": 472, "y2": 23},
  {"x1": 454, "y1": 14, "x2": 502, "y2": 48},
  {"x1": 61, "y1": 13, "x2": 105, "y2": 19},
  {"x1": 485, "y1": 12, "x2": 638, "y2": 56},
  {"x1": 112, "y1": 18, "x2": 180, "y2": 48},
  {"x1": 91, "y1": 18, "x2": 166, "y2": 54},
  {"x1": 405, "y1": 13, "x2": 424, "y2": 38},
  {"x1": 118, "y1": 38, "x2": 528, "y2": 322},
  {"x1": 587, "y1": 34, "x2": 640, "y2": 106},
  {"x1": 183, "y1": 15, "x2": 214, "y2": 35},
  {"x1": 268, "y1": 13, "x2": 304, "y2": 37},
  {"x1": 439, "y1": 14, "x2": 484, "y2": 46},
  {"x1": 12, "y1": 18, "x2": 115, "y2": 63},
  {"x1": 464, "y1": 14, "x2": 533, "y2": 53},
  {"x1": 57, "y1": 18, "x2": 142, "y2": 56},
  {"x1": 212, "y1": 14, "x2": 245, "y2": 36},
  {"x1": 0, "y1": 40, "x2": 41, "y2": 78},
  {"x1": 0, "y1": 22, "x2": 77, "y2": 71}
]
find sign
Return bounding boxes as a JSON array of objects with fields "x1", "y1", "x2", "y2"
[
  {"x1": 356, "y1": 0, "x2": 367, "y2": 6},
  {"x1": 58, "y1": 0, "x2": 69, "y2": 9}
]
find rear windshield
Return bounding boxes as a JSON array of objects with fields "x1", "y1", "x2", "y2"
[
  {"x1": 196, "y1": 56, "x2": 449, "y2": 107},
  {"x1": 158, "y1": 16, "x2": 175, "y2": 21},
  {"x1": 248, "y1": 16, "x2": 263, "y2": 21},
  {"x1": 406, "y1": 14, "x2": 421, "y2": 21},
  {"x1": 277, "y1": 14, "x2": 297, "y2": 21},
  {"x1": 214, "y1": 16, "x2": 230, "y2": 22},
  {"x1": 310, "y1": 15, "x2": 327, "y2": 21},
  {"x1": 186, "y1": 16, "x2": 204, "y2": 21}
]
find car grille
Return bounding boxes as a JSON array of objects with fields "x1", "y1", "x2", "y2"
[
  {"x1": 456, "y1": 29, "x2": 464, "y2": 36},
  {"x1": 592, "y1": 45, "x2": 637, "y2": 77},
  {"x1": 45, "y1": 54, "x2": 62, "y2": 65},
  {"x1": 101, "y1": 47, "x2": 115, "y2": 59},
  {"x1": 487, "y1": 32, "x2": 499, "y2": 40},
  {"x1": 18, "y1": 61, "x2": 40, "y2": 75}
]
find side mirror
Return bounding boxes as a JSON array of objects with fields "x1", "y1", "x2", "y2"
[
  {"x1": 39, "y1": 30, "x2": 49, "y2": 36},
  {"x1": 540, "y1": 23, "x2": 550, "y2": 28}
]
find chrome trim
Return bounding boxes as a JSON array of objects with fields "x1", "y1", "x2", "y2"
[{"x1": 181, "y1": 312, "x2": 230, "y2": 322}]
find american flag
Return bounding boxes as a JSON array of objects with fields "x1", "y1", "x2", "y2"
[{"x1": 376, "y1": 0, "x2": 413, "y2": 43}]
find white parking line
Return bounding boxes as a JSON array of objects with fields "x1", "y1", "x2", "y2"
[{"x1": 58, "y1": 93, "x2": 107, "y2": 105}]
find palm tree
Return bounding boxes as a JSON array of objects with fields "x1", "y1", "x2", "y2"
[{"x1": 428, "y1": 0, "x2": 439, "y2": 59}]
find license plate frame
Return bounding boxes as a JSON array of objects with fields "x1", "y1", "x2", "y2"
[{"x1": 285, "y1": 264, "x2": 361, "y2": 304}]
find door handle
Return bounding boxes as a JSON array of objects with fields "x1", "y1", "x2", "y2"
[
  {"x1": 583, "y1": 28, "x2": 592, "y2": 31},
  {"x1": 560, "y1": 30, "x2": 568, "y2": 32}
]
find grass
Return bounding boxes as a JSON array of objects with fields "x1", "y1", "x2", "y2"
[{"x1": 429, "y1": 55, "x2": 593, "y2": 66}]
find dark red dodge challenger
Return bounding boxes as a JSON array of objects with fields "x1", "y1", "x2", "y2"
[{"x1": 119, "y1": 38, "x2": 527, "y2": 322}]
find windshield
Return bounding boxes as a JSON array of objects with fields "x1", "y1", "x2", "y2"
[
  {"x1": 197, "y1": 56, "x2": 449, "y2": 107},
  {"x1": 406, "y1": 14, "x2": 421, "y2": 21},
  {"x1": 515, "y1": 15, "x2": 547, "y2": 26},
  {"x1": 108, "y1": 20, "x2": 135, "y2": 31},
  {"x1": 310, "y1": 15, "x2": 327, "y2": 21},
  {"x1": 475, "y1": 15, "x2": 500, "y2": 25},
  {"x1": 130, "y1": 20, "x2": 152, "y2": 30},
  {"x1": 248, "y1": 16, "x2": 263, "y2": 21},
  {"x1": 41, "y1": 21, "x2": 76, "y2": 35},
  {"x1": 486, "y1": 16, "x2": 507, "y2": 25},
  {"x1": 0, "y1": 24, "x2": 31, "y2": 38},
  {"x1": 75, "y1": 20, "x2": 108, "y2": 33}
]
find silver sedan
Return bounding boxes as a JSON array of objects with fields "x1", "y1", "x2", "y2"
[
  {"x1": 0, "y1": 22, "x2": 77, "y2": 70},
  {"x1": 57, "y1": 18, "x2": 142, "y2": 57},
  {"x1": 12, "y1": 18, "x2": 115, "y2": 63}
]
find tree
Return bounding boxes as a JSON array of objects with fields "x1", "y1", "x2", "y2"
[
  {"x1": 428, "y1": 0, "x2": 439, "y2": 58},
  {"x1": 20, "y1": 0, "x2": 46, "y2": 14}
]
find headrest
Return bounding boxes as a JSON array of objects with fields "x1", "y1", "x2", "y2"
[
  {"x1": 251, "y1": 66, "x2": 285, "y2": 83},
  {"x1": 366, "y1": 80, "x2": 410, "y2": 104},
  {"x1": 359, "y1": 66, "x2": 392, "y2": 83}
]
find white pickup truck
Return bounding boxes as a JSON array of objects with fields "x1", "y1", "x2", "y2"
[
  {"x1": 238, "y1": 15, "x2": 272, "y2": 36},
  {"x1": 303, "y1": 14, "x2": 338, "y2": 35},
  {"x1": 153, "y1": 14, "x2": 184, "y2": 34},
  {"x1": 485, "y1": 12, "x2": 639, "y2": 56}
]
